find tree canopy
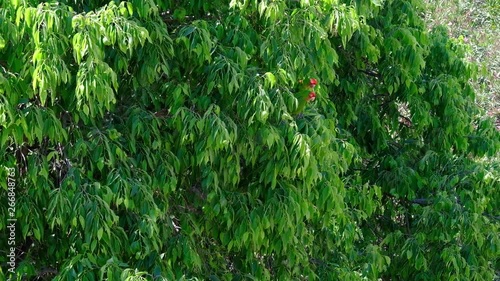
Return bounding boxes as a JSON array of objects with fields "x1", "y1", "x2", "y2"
[{"x1": 0, "y1": 0, "x2": 498, "y2": 280}]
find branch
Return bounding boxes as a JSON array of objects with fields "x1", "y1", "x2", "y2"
[
  {"x1": 35, "y1": 267, "x2": 58, "y2": 280},
  {"x1": 483, "y1": 213, "x2": 500, "y2": 221},
  {"x1": 411, "y1": 198, "x2": 432, "y2": 206},
  {"x1": 358, "y1": 69, "x2": 381, "y2": 78},
  {"x1": 399, "y1": 115, "x2": 413, "y2": 127}
]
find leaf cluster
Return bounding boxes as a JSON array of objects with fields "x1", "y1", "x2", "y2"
[{"x1": 0, "y1": 0, "x2": 498, "y2": 280}]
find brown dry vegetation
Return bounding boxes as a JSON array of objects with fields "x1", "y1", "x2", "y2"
[{"x1": 424, "y1": 0, "x2": 499, "y2": 129}]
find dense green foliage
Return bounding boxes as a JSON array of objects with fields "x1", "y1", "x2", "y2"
[{"x1": 0, "y1": 0, "x2": 498, "y2": 280}]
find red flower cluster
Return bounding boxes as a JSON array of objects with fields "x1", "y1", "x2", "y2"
[
  {"x1": 298, "y1": 78, "x2": 318, "y2": 102},
  {"x1": 308, "y1": 92, "x2": 316, "y2": 101},
  {"x1": 309, "y1": 78, "x2": 318, "y2": 88},
  {"x1": 308, "y1": 78, "x2": 317, "y2": 101},
  {"x1": 298, "y1": 78, "x2": 318, "y2": 88}
]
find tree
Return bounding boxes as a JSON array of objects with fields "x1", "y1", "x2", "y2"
[{"x1": 0, "y1": 0, "x2": 498, "y2": 280}]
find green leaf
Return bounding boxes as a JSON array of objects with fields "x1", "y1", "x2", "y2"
[
  {"x1": 0, "y1": 36, "x2": 6, "y2": 50},
  {"x1": 97, "y1": 228, "x2": 104, "y2": 240}
]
